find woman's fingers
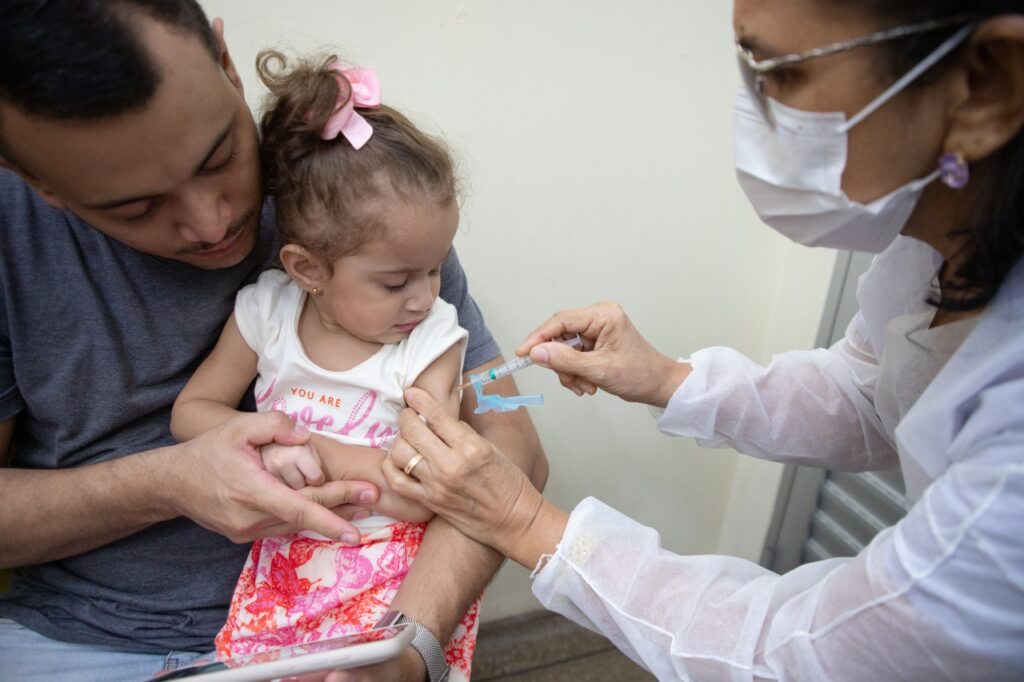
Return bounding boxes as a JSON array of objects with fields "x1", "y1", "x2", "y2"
[
  {"x1": 386, "y1": 405, "x2": 547, "y2": 557},
  {"x1": 513, "y1": 302, "x2": 648, "y2": 399},
  {"x1": 530, "y1": 340, "x2": 600, "y2": 379},
  {"x1": 402, "y1": 387, "x2": 475, "y2": 449},
  {"x1": 516, "y1": 305, "x2": 604, "y2": 356},
  {"x1": 381, "y1": 447, "x2": 428, "y2": 501},
  {"x1": 388, "y1": 434, "x2": 432, "y2": 484},
  {"x1": 518, "y1": 301, "x2": 684, "y2": 404}
]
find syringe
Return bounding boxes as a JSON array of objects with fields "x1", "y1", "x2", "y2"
[{"x1": 459, "y1": 334, "x2": 583, "y2": 391}]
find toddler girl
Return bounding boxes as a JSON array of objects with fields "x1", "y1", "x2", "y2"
[{"x1": 170, "y1": 50, "x2": 477, "y2": 679}]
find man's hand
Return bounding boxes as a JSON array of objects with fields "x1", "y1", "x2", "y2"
[
  {"x1": 517, "y1": 300, "x2": 692, "y2": 407},
  {"x1": 166, "y1": 411, "x2": 378, "y2": 544}
]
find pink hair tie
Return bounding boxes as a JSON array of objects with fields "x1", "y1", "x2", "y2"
[{"x1": 320, "y1": 65, "x2": 381, "y2": 149}]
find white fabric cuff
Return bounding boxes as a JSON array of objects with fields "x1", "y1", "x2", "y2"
[
  {"x1": 652, "y1": 350, "x2": 719, "y2": 442},
  {"x1": 530, "y1": 497, "x2": 606, "y2": 585}
]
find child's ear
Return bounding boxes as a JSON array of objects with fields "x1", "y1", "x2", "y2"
[{"x1": 280, "y1": 244, "x2": 328, "y2": 293}]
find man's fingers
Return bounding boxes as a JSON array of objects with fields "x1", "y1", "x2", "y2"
[
  {"x1": 304, "y1": 479, "x2": 377, "y2": 510},
  {"x1": 326, "y1": 504, "x2": 369, "y2": 521},
  {"x1": 260, "y1": 479, "x2": 375, "y2": 543},
  {"x1": 260, "y1": 497, "x2": 374, "y2": 538},
  {"x1": 269, "y1": 492, "x2": 359, "y2": 542},
  {"x1": 235, "y1": 411, "x2": 310, "y2": 449}
]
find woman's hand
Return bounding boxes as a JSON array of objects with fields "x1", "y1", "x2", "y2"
[
  {"x1": 517, "y1": 301, "x2": 691, "y2": 408},
  {"x1": 382, "y1": 388, "x2": 568, "y2": 567}
]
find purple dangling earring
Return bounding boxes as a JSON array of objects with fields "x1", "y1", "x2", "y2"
[{"x1": 939, "y1": 151, "x2": 969, "y2": 189}]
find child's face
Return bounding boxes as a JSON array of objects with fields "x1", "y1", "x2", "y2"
[{"x1": 315, "y1": 198, "x2": 459, "y2": 345}]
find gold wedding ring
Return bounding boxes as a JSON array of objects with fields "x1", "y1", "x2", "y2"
[{"x1": 403, "y1": 453, "x2": 425, "y2": 476}]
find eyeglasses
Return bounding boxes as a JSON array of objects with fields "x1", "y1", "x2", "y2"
[{"x1": 736, "y1": 14, "x2": 975, "y2": 127}]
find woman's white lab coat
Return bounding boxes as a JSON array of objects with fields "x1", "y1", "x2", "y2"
[{"x1": 531, "y1": 237, "x2": 1024, "y2": 680}]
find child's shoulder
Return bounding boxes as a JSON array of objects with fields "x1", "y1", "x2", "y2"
[
  {"x1": 236, "y1": 269, "x2": 302, "y2": 321},
  {"x1": 251, "y1": 268, "x2": 293, "y2": 288},
  {"x1": 430, "y1": 295, "x2": 458, "y2": 321},
  {"x1": 240, "y1": 268, "x2": 297, "y2": 298}
]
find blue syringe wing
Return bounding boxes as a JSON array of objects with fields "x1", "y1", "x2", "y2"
[{"x1": 474, "y1": 393, "x2": 544, "y2": 414}]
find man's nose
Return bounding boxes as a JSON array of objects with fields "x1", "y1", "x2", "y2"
[{"x1": 175, "y1": 187, "x2": 232, "y2": 244}]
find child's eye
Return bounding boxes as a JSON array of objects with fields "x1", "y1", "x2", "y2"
[
  {"x1": 384, "y1": 280, "x2": 409, "y2": 293},
  {"x1": 428, "y1": 268, "x2": 441, "y2": 277}
]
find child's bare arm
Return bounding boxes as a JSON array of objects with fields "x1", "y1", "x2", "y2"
[
  {"x1": 171, "y1": 314, "x2": 259, "y2": 441},
  {"x1": 171, "y1": 316, "x2": 323, "y2": 489},
  {"x1": 172, "y1": 316, "x2": 362, "y2": 493},
  {"x1": 411, "y1": 342, "x2": 464, "y2": 418},
  {"x1": 316, "y1": 439, "x2": 432, "y2": 522}
]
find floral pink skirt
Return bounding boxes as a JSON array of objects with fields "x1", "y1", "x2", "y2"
[{"x1": 215, "y1": 522, "x2": 479, "y2": 680}]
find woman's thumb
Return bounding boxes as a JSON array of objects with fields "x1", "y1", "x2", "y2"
[{"x1": 530, "y1": 342, "x2": 591, "y2": 376}]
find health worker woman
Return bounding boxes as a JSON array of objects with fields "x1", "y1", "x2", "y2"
[{"x1": 384, "y1": 1, "x2": 1024, "y2": 679}]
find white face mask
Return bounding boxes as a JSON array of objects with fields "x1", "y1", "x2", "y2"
[{"x1": 734, "y1": 25, "x2": 973, "y2": 253}]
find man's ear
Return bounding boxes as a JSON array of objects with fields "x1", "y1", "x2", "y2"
[
  {"x1": 280, "y1": 244, "x2": 328, "y2": 293},
  {"x1": 211, "y1": 17, "x2": 245, "y2": 98},
  {"x1": 0, "y1": 154, "x2": 68, "y2": 211},
  {"x1": 944, "y1": 15, "x2": 1024, "y2": 164}
]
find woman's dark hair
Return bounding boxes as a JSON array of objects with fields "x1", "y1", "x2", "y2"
[
  {"x1": 0, "y1": 0, "x2": 218, "y2": 120},
  {"x1": 849, "y1": 1, "x2": 1024, "y2": 310},
  {"x1": 257, "y1": 50, "x2": 459, "y2": 263}
]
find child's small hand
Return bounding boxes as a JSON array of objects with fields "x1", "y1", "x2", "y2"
[{"x1": 261, "y1": 441, "x2": 326, "y2": 490}]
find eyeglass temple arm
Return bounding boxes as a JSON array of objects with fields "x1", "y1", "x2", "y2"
[{"x1": 739, "y1": 13, "x2": 976, "y2": 74}]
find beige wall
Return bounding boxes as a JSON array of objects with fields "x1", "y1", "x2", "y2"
[{"x1": 202, "y1": 0, "x2": 835, "y2": 620}]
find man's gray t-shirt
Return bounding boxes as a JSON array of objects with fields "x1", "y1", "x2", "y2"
[{"x1": 0, "y1": 169, "x2": 500, "y2": 653}]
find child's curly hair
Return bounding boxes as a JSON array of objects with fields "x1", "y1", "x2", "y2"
[{"x1": 257, "y1": 50, "x2": 459, "y2": 262}]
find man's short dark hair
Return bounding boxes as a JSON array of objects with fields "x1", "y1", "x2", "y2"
[{"x1": 0, "y1": 0, "x2": 219, "y2": 120}]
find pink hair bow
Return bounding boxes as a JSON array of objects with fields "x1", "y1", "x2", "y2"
[{"x1": 321, "y1": 65, "x2": 381, "y2": 149}]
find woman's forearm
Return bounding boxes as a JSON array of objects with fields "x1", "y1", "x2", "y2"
[
  {"x1": 385, "y1": 371, "x2": 550, "y2": 646},
  {"x1": 506, "y1": 498, "x2": 570, "y2": 570}
]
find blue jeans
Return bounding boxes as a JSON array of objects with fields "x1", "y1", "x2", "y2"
[{"x1": 0, "y1": 618, "x2": 211, "y2": 681}]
